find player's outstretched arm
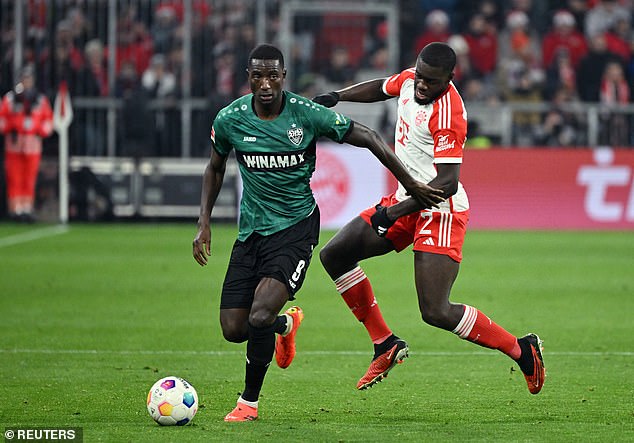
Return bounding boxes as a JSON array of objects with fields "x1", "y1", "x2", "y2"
[
  {"x1": 313, "y1": 78, "x2": 390, "y2": 107},
  {"x1": 344, "y1": 121, "x2": 444, "y2": 209},
  {"x1": 371, "y1": 163, "x2": 461, "y2": 237},
  {"x1": 193, "y1": 149, "x2": 228, "y2": 266}
]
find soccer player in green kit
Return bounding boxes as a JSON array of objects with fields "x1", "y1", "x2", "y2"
[{"x1": 192, "y1": 44, "x2": 444, "y2": 422}]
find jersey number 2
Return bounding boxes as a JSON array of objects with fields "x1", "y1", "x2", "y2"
[{"x1": 418, "y1": 212, "x2": 433, "y2": 236}]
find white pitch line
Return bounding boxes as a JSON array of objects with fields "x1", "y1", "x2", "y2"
[
  {"x1": 0, "y1": 225, "x2": 69, "y2": 248},
  {"x1": 1, "y1": 349, "x2": 632, "y2": 357}
]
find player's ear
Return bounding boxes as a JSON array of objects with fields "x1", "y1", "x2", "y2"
[{"x1": 282, "y1": 69, "x2": 287, "y2": 78}]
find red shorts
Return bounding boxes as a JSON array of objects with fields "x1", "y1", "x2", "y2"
[{"x1": 360, "y1": 193, "x2": 469, "y2": 262}]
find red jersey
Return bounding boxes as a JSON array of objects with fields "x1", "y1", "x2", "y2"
[
  {"x1": 541, "y1": 30, "x2": 588, "y2": 68},
  {"x1": 0, "y1": 91, "x2": 53, "y2": 138},
  {"x1": 382, "y1": 69, "x2": 469, "y2": 212}
]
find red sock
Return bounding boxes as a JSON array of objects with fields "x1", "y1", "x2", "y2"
[
  {"x1": 335, "y1": 267, "x2": 392, "y2": 344},
  {"x1": 452, "y1": 305, "x2": 521, "y2": 359}
]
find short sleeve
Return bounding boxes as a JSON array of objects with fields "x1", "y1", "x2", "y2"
[
  {"x1": 210, "y1": 115, "x2": 232, "y2": 156},
  {"x1": 429, "y1": 86, "x2": 467, "y2": 164},
  {"x1": 307, "y1": 102, "x2": 352, "y2": 143},
  {"x1": 382, "y1": 68, "x2": 415, "y2": 97}
]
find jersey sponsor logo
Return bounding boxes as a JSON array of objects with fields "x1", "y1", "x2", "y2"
[
  {"x1": 287, "y1": 125, "x2": 304, "y2": 145},
  {"x1": 243, "y1": 136, "x2": 257, "y2": 142},
  {"x1": 236, "y1": 150, "x2": 310, "y2": 171},
  {"x1": 436, "y1": 134, "x2": 455, "y2": 152}
]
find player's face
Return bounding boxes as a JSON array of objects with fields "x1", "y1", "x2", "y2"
[
  {"x1": 413, "y1": 59, "x2": 452, "y2": 105},
  {"x1": 248, "y1": 59, "x2": 285, "y2": 107}
]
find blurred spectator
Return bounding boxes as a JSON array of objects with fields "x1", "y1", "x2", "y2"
[
  {"x1": 497, "y1": 10, "x2": 542, "y2": 72},
  {"x1": 541, "y1": 10, "x2": 588, "y2": 69},
  {"x1": 496, "y1": 10, "x2": 545, "y2": 105},
  {"x1": 0, "y1": 65, "x2": 53, "y2": 222},
  {"x1": 1, "y1": 23, "x2": 16, "y2": 94},
  {"x1": 413, "y1": 10, "x2": 451, "y2": 63},
  {"x1": 78, "y1": 39, "x2": 108, "y2": 97},
  {"x1": 505, "y1": 0, "x2": 549, "y2": 34},
  {"x1": 454, "y1": 0, "x2": 504, "y2": 33},
  {"x1": 555, "y1": 0, "x2": 590, "y2": 33},
  {"x1": 419, "y1": 0, "x2": 460, "y2": 24},
  {"x1": 447, "y1": 34, "x2": 472, "y2": 86},
  {"x1": 115, "y1": 61, "x2": 152, "y2": 158},
  {"x1": 322, "y1": 46, "x2": 357, "y2": 87},
  {"x1": 504, "y1": 68, "x2": 544, "y2": 146},
  {"x1": 210, "y1": 43, "x2": 241, "y2": 101},
  {"x1": 38, "y1": 19, "x2": 83, "y2": 97},
  {"x1": 66, "y1": 8, "x2": 93, "y2": 49},
  {"x1": 142, "y1": 54, "x2": 179, "y2": 156},
  {"x1": 584, "y1": 0, "x2": 631, "y2": 39},
  {"x1": 142, "y1": 54, "x2": 178, "y2": 99},
  {"x1": 235, "y1": 23, "x2": 257, "y2": 69},
  {"x1": 73, "y1": 39, "x2": 108, "y2": 157},
  {"x1": 604, "y1": 18, "x2": 633, "y2": 64},
  {"x1": 461, "y1": 76, "x2": 500, "y2": 104},
  {"x1": 356, "y1": 44, "x2": 390, "y2": 82},
  {"x1": 290, "y1": 14, "x2": 321, "y2": 85},
  {"x1": 151, "y1": 5, "x2": 179, "y2": 55},
  {"x1": 110, "y1": 9, "x2": 153, "y2": 77},
  {"x1": 599, "y1": 61, "x2": 630, "y2": 146},
  {"x1": 462, "y1": 13, "x2": 498, "y2": 80},
  {"x1": 398, "y1": 0, "x2": 426, "y2": 67},
  {"x1": 535, "y1": 87, "x2": 585, "y2": 146},
  {"x1": 544, "y1": 49, "x2": 577, "y2": 100},
  {"x1": 576, "y1": 33, "x2": 623, "y2": 101}
]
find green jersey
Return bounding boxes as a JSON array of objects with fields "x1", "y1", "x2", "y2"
[{"x1": 211, "y1": 91, "x2": 352, "y2": 240}]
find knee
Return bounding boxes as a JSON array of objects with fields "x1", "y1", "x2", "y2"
[
  {"x1": 220, "y1": 317, "x2": 248, "y2": 343},
  {"x1": 248, "y1": 309, "x2": 276, "y2": 329},
  {"x1": 421, "y1": 305, "x2": 452, "y2": 330},
  {"x1": 221, "y1": 325, "x2": 247, "y2": 343},
  {"x1": 319, "y1": 241, "x2": 349, "y2": 277},
  {"x1": 319, "y1": 243, "x2": 334, "y2": 268}
]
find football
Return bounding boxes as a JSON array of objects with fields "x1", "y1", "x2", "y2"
[{"x1": 146, "y1": 376, "x2": 199, "y2": 426}]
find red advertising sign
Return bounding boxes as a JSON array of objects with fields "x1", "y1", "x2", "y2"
[{"x1": 461, "y1": 148, "x2": 634, "y2": 229}]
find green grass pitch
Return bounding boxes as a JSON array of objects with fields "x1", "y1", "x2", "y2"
[{"x1": 0, "y1": 223, "x2": 633, "y2": 442}]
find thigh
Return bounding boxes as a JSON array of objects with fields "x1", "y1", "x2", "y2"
[
  {"x1": 257, "y1": 208, "x2": 320, "y2": 300},
  {"x1": 359, "y1": 193, "x2": 417, "y2": 252},
  {"x1": 412, "y1": 210, "x2": 469, "y2": 262},
  {"x1": 414, "y1": 251, "x2": 460, "y2": 308},
  {"x1": 220, "y1": 239, "x2": 260, "y2": 309}
]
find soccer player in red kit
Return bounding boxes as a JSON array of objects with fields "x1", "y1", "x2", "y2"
[{"x1": 313, "y1": 42, "x2": 545, "y2": 394}]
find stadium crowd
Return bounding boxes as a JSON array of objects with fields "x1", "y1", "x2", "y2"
[{"x1": 1, "y1": 0, "x2": 632, "y2": 154}]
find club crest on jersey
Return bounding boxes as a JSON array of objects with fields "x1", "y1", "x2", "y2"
[
  {"x1": 287, "y1": 126, "x2": 304, "y2": 145},
  {"x1": 415, "y1": 109, "x2": 428, "y2": 127}
]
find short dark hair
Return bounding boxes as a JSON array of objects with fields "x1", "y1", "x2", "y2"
[
  {"x1": 419, "y1": 42, "x2": 456, "y2": 73},
  {"x1": 248, "y1": 44, "x2": 284, "y2": 68}
]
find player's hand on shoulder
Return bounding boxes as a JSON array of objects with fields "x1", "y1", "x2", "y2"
[{"x1": 312, "y1": 91, "x2": 339, "y2": 108}]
